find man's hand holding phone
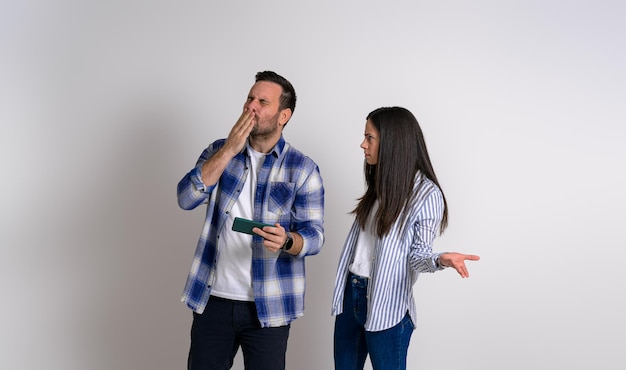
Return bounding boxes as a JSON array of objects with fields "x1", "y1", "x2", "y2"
[{"x1": 232, "y1": 217, "x2": 292, "y2": 254}]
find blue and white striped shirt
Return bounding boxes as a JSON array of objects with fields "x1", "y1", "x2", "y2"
[
  {"x1": 177, "y1": 136, "x2": 325, "y2": 327},
  {"x1": 331, "y1": 171, "x2": 445, "y2": 332}
]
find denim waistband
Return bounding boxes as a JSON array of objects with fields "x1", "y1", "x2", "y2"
[{"x1": 349, "y1": 272, "x2": 369, "y2": 288}]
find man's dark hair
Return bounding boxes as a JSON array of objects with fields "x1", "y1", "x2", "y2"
[{"x1": 255, "y1": 71, "x2": 297, "y2": 114}]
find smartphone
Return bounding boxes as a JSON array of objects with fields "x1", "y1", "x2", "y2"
[{"x1": 232, "y1": 217, "x2": 273, "y2": 236}]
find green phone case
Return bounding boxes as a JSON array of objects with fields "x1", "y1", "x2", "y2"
[{"x1": 232, "y1": 217, "x2": 273, "y2": 235}]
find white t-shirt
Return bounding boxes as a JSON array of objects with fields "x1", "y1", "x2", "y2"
[
  {"x1": 211, "y1": 146, "x2": 266, "y2": 301},
  {"x1": 349, "y1": 201, "x2": 379, "y2": 278}
]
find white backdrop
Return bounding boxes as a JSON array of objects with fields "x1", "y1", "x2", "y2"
[{"x1": 2, "y1": 0, "x2": 625, "y2": 369}]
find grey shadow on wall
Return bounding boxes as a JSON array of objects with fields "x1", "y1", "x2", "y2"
[{"x1": 71, "y1": 96, "x2": 205, "y2": 369}]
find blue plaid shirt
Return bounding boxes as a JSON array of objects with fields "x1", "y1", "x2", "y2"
[{"x1": 177, "y1": 136, "x2": 325, "y2": 327}]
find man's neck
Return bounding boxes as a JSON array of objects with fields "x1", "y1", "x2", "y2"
[{"x1": 249, "y1": 133, "x2": 281, "y2": 154}]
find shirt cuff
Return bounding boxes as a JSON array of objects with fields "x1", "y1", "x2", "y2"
[
  {"x1": 436, "y1": 253, "x2": 447, "y2": 270},
  {"x1": 190, "y1": 166, "x2": 208, "y2": 192}
]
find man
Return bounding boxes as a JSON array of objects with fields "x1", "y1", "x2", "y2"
[{"x1": 177, "y1": 71, "x2": 325, "y2": 370}]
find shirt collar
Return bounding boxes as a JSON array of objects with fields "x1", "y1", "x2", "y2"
[{"x1": 243, "y1": 135, "x2": 286, "y2": 158}]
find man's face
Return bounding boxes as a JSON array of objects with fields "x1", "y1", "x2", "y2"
[{"x1": 244, "y1": 81, "x2": 286, "y2": 137}]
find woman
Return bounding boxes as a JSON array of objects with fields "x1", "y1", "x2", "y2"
[{"x1": 331, "y1": 107, "x2": 480, "y2": 370}]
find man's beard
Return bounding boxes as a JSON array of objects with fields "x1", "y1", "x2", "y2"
[{"x1": 250, "y1": 112, "x2": 281, "y2": 138}]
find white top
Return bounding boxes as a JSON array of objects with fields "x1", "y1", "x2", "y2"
[
  {"x1": 349, "y1": 201, "x2": 379, "y2": 278},
  {"x1": 211, "y1": 146, "x2": 265, "y2": 301}
]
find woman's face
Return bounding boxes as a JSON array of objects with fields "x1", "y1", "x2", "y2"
[{"x1": 360, "y1": 119, "x2": 380, "y2": 165}]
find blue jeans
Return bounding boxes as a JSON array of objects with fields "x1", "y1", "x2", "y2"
[
  {"x1": 188, "y1": 296, "x2": 290, "y2": 370},
  {"x1": 334, "y1": 273, "x2": 414, "y2": 370}
]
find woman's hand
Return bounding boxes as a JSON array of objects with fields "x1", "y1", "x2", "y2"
[{"x1": 439, "y1": 252, "x2": 480, "y2": 278}]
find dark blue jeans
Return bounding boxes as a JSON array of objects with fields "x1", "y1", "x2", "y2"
[
  {"x1": 188, "y1": 296, "x2": 290, "y2": 370},
  {"x1": 334, "y1": 273, "x2": 414, "y2": 370}
]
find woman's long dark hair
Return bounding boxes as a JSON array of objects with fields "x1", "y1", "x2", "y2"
[{"x1": 352, "y1": 107, "x2": 448, "y2": 237}]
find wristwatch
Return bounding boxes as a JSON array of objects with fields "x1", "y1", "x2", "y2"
[{"x1": 282, "y1": 232, "x2": 294, "y2": 251}]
